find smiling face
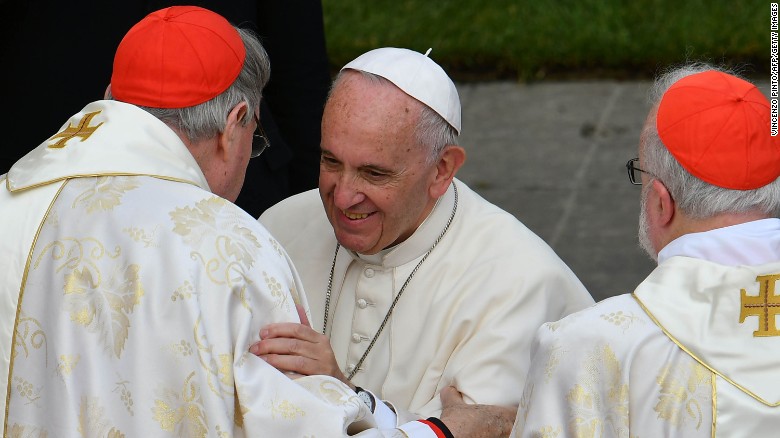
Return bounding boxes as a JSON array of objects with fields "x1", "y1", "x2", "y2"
[{"x1": 318, "y1": 72, "x2": 442, "y2": 254}]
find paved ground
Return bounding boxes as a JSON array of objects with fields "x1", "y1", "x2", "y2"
[{"x1": 454, "y1": 79, "x2": 769, "y2": 302}]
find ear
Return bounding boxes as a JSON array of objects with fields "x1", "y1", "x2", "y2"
[
  {"x1": 429, "y1": 145, "x2": 466, "y2": 198},
  {"x1": 648, "y1": 179, "x2": 675, "y2": 229},
  {"x1": 216, "y1": 102, "x2": 251, "y2": 163}
]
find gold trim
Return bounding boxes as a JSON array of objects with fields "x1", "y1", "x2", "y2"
[
  {"x1": 9, "y1": 173, "x2": 202, "y2": 193},
  {"x1": 632, "y1": 293, "x2": 780, "y2": 407},
  {"x1": 5, "y1": 180, "x2": 67, "y2": 436},
  {"x1": 711, "y1": 371, "x2": 716, "y2": 438}
]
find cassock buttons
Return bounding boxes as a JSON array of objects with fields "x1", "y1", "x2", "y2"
[
  {"x1": 351, "y1": 333, "x2": 362, "y2": 343},
  {"x1": 346, "y1": 364, "x2": 356, "y2": 374},
  {"x1": 357, "y1": 298, "x2": 368, "y2": 309},
  {"x1": 364, "y1": 268, "x2": 375, "y2": 278}
]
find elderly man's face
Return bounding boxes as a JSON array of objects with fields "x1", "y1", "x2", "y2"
[{"x1": 318, "y1": 72, "x2": 441, "y2": 254}]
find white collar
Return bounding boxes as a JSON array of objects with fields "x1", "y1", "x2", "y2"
[{"x1": 658, "y1": 218, "x2": 780, "y2": 266}]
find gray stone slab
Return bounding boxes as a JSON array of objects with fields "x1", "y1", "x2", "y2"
[{"x1": 456, "y1": 80, "x2": 659, "y2": 302}]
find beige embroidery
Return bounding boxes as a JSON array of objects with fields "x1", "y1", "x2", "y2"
[
  {"x1": 600, "y1": 311, "x2": 642, "y2": 333},
  {"x1": 61, "y1": 261, "x2": 144, "y2": 358},
  {"x1": 123, "y1": 225, "x2": 159, "y2": 248},
  {"x1": 264, "y1": 271, "x2": 291, "y2": 312},
  {"x1": 71, "y1": 176, "x2": 140, "y2": 213},
  {"x1": 543, "y1": 342, "x2": 564, "y2": 383},
  {"x1": 13, "y1": 376, "x2": 41, "y2": 406},
  {"x1": 567, "y1": 344, "x2": 629, "y2": 438},
  {"x1": 171, "y1": 281, "x2": 195, "y2": 302},
  {"x1": 534, "y1": 426, "x2": 562, "y2": 437},
  {"x1": 114, "y1": 374, "x2": 135, "y2": 416},
  {"x1": 8, "y1": 423, "x2": 48, "y2": 437},
  {"x1": 268, "y1": 399, "x2": 307, "y2": 420},
  {"x1": 655, "y1": 361, "x2": 710, "y2": 430},
  {"x1": 170, "y1": 197, "x2": 261, "y2": 310},
  {"x1": 78, "y1": 396, "x2": 126, "y2": 437},
  {"x1": 13, "y1": 312, "x2": 47, "y2": 364},
  {"x1": 152, "y1": 372, "x2": 208, "y2": 437},
  {"x1": 268, "y1": 237, "x2": 285, "y2": 257},
  {"x1": 57, "y1": 355, "x2": 80, "y2": 378},
  {"x1": 193, "y1": 318, "x2": 234, "y2": 399}
]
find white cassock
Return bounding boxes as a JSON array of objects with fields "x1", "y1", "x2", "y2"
[
  {"x1": 260, "y1": 178, "x2": 595, "y2": 423},
  {"x1": 0, "y1": 100, "x2": 438, "y2": 437},
  {"x1": 512, "y1": 218, "x2": 780, "y2": 437}
]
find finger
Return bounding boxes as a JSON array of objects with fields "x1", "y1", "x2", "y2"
[
  {"x1": 251, "y1": 337, "x2": 309, "y2": 357},
  {"x1": 259, "y1": 353, "x2": 311, "y2": 375},
  {"x1": 439, "y1": 386, "x2": 464, "y2": 408},
  {"x1": 296, "y1": 304, "x2": 312, "y2": 328},
  {"x1": 260, "y1": 322, "x2": 318, "y2": 341}
]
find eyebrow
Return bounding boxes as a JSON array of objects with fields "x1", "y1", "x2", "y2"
[{"x1": 320, "y1": 149, "x2": 399, "y2": 175}]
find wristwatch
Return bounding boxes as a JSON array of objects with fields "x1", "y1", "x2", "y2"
[{"x1": 354, "y1": 386, "x2": 376, "y2": 413}]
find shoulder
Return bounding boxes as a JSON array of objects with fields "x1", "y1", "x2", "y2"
[
  {"x1": 258, "y1": 188, "x2": 335, "y2": 254},
  {"x1": 453, "y1": 179, "x2": 558, "y2": 256},
  {"x1": 535, "y1": 294, "x2": 655, "y2": 349}
]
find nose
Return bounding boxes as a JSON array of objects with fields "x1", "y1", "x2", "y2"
[{"x1": 332, "y1": 176, "x2": 366, "y2": 209}]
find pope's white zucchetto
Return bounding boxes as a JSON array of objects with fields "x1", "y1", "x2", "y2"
[{"x1": 342, "y1": 47, "x2": 462, "y2": 134}]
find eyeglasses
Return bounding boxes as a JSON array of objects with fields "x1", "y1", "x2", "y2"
[
  {"x1": 625, "y1": 158, "x2": 655, "y2": 185},
  {"x1": 251, "y1": 114, "x2": 270, "y2": 158}
]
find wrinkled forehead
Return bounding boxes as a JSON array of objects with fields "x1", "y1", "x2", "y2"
[{"x1": 324, "y1": 72, "x2": 425, "y2": 131}]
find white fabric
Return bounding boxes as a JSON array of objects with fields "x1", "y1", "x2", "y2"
[
  {"x1": 259, "y1": 179, "x2": 594, "y2": 423},
  {"x1": 512, "y1": 219, "x2": 780, "y2": 437},
  {"x1": 1, "y1": 100, "x2": 432, "y2": 437},
  {"x1": 342, "y1": 47, "x2": 462, "y2": 134}
]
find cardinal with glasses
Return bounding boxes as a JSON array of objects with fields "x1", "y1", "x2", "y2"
[{"x1": 512, "y1": 66, "x2": 780, "y2": 437}]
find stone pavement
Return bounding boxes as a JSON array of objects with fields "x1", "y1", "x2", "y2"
[{"x1": 454, "y1": 79, "x2": 769, "y2": 302}]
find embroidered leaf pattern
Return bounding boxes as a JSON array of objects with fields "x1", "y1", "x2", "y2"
[
  {"x1": 654, "y1": 362, "x2": 710, "y2": 430},
  {"x1": 170, "y1": 197, "x2": 261, "y2": 309},
  {"x1": 72, "y1": 176, "x2": 139, "y2": 213},
  {"x1": 78, "y1": 396, "x2": 126, "y2": 438},
  {"x1": 567, "y1": 344, "x2": 629, "y2": 438},
  {"x1": 63, "y1": 263, "x2": 144, "y2": 358},
  {"x1": 152, "y1": 372, "x2": 208, "y2": 437}
]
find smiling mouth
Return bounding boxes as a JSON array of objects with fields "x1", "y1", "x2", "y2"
[{"x1": 343, "y1": 210, "x2": 369, "y2": 220}]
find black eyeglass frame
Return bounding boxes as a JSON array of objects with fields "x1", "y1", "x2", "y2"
[
  {"x1": 625, "y1": 158, "x2": 656, "y2": 185},
  {"x1": 251, "y1": 114, "x2": 270, "y2": 158}
]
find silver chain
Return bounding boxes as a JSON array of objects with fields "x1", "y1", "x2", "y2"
[{"x1": 322, "y1": 184, "x2": 459, "y2": 380}]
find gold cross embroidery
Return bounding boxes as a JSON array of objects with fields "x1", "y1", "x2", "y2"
[
  {"x1": 739, "y1": 274, "x2": 780, "y2": 337},
  {"x1": 48, "y1": 110, "x2": 104, "y2": 149}
]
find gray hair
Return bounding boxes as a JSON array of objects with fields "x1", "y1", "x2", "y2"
[
  {"x1": 641, "y1": 63, "x2": 780, "y2": 218},
  {"x1": 107, "y1": 27, "x2": 270, "y2": 142},
  {"x1": 330, "y1": 70, "x2": 459, "y2": 165}
]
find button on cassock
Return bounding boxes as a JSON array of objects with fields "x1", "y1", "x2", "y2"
[
  {"x1": 357, "y1": 298, "x2": 368, "y2": 309},
  {"x1": 364, "y1": 268, "x2": 375, "y2": 278},
  {"x1": 352, "y1": 333, "x2": 362, "y2": 343}
]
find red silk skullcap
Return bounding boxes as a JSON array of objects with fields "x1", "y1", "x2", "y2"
[
  {"x1": 656, "y1": 70, "x2": 780, "y2": 190},
  {"x1": 111, "y1": 6, "x2": 245, "y2": 108}
]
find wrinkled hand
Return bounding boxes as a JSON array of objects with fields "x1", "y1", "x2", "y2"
[
  {"x1": 439, "y1": 386, "x2": 517, "y2": 438},
  {"x1": 249, "y1": 304, "x2": 351, "y2": 387}
]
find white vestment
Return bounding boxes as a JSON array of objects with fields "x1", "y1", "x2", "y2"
[
  {"x1": 512, "y1": 219, "x2": 780, "y2": 437},
  {"x1": 260, "y1": 179, "x2": 595, "y2": 422},
  {"x1": 0, "y1": 100, "x2": 434, "y2": 437}
]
